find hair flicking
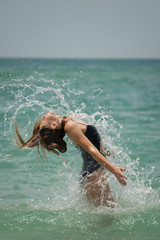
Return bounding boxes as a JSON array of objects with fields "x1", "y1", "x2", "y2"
[{"x1": 13, "y1": 116, "x2": 67, "y2": 162}]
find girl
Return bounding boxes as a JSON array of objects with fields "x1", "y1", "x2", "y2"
[{"x1": 14, "y1": 112, "x2": 127, "y2": 207}]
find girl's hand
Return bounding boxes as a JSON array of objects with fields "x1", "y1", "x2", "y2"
[{"x1": 112, "y1": 167, "x2": 127, "y2": 186}]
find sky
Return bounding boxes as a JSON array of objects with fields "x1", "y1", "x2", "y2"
[{"x1": 0, "y1": 0, "x2": 160, "y2": 59}]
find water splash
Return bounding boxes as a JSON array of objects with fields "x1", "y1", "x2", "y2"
[{"x1": 0, "y1": 68, "x2": 160, "y2": 232}]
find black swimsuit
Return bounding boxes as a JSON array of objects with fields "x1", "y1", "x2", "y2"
[{"x1": 78, "y1": 125, "x2": 103, "y2": 183}]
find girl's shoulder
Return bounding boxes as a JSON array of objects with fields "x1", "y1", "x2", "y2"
[{"x1": 64, "y1": 119, "x2": 87, "y2": 134}]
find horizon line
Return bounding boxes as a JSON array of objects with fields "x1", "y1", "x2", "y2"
[{"x1": 0, "y1": 56, "x2": 160, "y2": 61}]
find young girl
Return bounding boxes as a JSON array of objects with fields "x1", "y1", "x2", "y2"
[{"x1": 14, "y1": 112, "x2": 127, "y2": 207}]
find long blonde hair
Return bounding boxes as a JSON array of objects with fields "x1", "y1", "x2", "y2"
[{"x1": 13, "y1": 116, "x2": 68, "y2": 162}]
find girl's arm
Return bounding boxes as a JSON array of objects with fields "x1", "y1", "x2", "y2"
[{"x1": 66, "y1": 123, "x2": 127, "y2": 186}]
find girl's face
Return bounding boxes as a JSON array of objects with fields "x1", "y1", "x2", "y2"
[{"x1": 40, "y1": 112, "x2": 58, "y2": 129}]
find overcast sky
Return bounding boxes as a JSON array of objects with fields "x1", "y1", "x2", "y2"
[{"x1": 0, "y1": 0, "x2": 160, "y2": 59}]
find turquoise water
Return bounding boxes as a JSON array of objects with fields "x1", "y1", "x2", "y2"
[{"x1": 0, "y1": 58, "x2": 160, "y2": 240}]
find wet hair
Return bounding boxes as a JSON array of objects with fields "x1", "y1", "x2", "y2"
[
  {"x1": 39, "y1": 127, "x2": 67, "y2": 153},
  {"x1": 13, "y1": 116, "x2": 67, "y2": 162}
]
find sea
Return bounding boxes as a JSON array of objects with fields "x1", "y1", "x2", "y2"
[{"x1": 0, "y1": 58, "x2": 160, "y2": 240}]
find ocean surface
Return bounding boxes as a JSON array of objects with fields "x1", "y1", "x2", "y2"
[{"x1": 0, "y1": 58, "x2": 160, "y2": 240}]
